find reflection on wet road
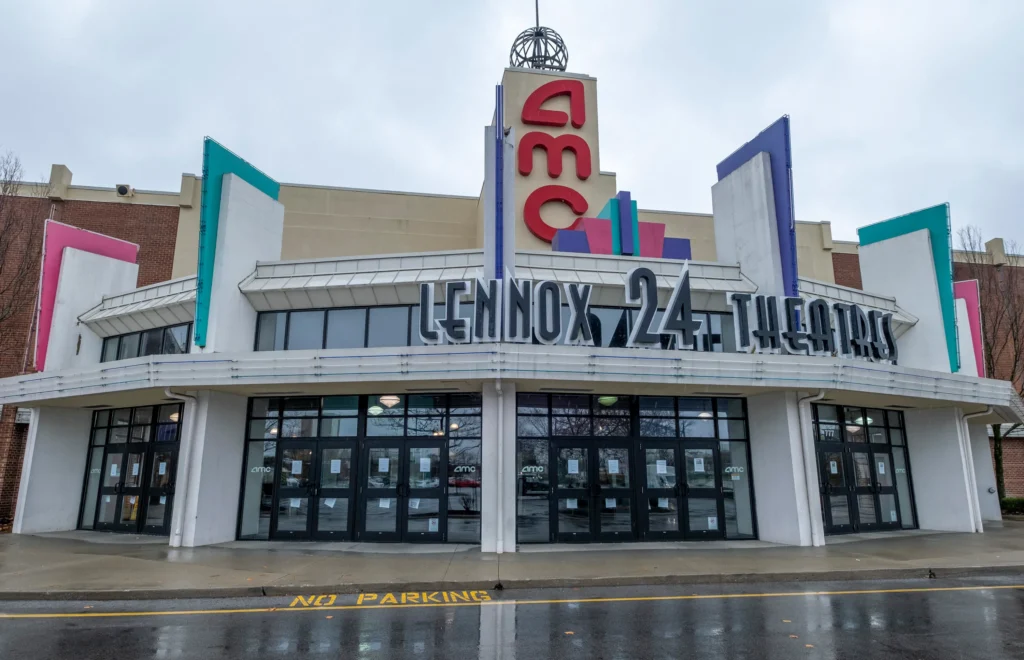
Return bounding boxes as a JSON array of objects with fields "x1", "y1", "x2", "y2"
[{"x1": 2, "y1": 578, "x2": 1024, "y2": 659}]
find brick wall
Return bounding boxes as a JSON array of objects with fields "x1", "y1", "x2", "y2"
[
  {"x1": 0, "y1": 196, "x2": 179, "y2": 524},
  {"x1": 832, "y1": 253, "x2": 862, "y2": 289},
  {"x1": 991, "y1": 437, "x2": 1024, "y2": 498}
]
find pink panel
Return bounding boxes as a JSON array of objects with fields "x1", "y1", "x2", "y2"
[
  {"x1": 954, "y1": 279, "x2": 985, "y2": 377},
  {"x1": 637, "y1": 222, "x2": 666, "y2": 258},
  {"x1": 579, "y1": 218, "x2": 613, "y2": 255},
  {"x1": 35, "y1": 220, "x2": 139, "y2": 371}
]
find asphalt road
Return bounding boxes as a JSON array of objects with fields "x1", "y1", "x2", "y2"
[{"x1": 2, "y1": 577, "x2": 1024, "y2": 659}]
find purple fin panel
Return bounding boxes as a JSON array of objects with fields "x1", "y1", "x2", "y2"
[
  {"x1": 716, "y1": 116, "x2": 797, "y2": 296},
  {"x1": 552, "y1": 229, "x2": 590, "y2": 254},
  {"x1": 662, "y1": 237, "x2": 692, "y2": 260},
  {"x1": 616, "y1": 191, "x2": 634, "y2": 256}
]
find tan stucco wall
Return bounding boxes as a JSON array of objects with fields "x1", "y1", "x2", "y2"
[
  {"x1": 637, "y1": 210, "x2": 716, "y2": 262},
  {"x1": 795, "y1": 221, "x2": 836, "y2": 282}
]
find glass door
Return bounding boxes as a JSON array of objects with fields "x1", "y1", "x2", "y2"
[
  {"x1": 682, "y1": 442, "x2": 724, "y2": 540},
  {"x1": 405, "y1": 441, "x2": 446, "y2": 542},
  {"x1": 850, "y1": 448, "x2": 880, "y2": 530},
  {"x1": 640, "y1": 441, "x2": 682, "y2": 540},
  {"x1": 594, "y1": 442, "x2": 634, "y2": 541},
  {"x1": 359, "y1": 440, "x2": 402, "y2": 542},
  {"x1": 272, "y1": 443, "x2": 315, "y2": 539},
  {"x1": 551, "y1": 442, "x2": 591, "y2": 542},
  {"x1": 872, "y1": 449, "x2": 901, "y2": 530},
  {"x1": 818, "y1": 447, "x2": 854, "y2": 534},
  {"x1": 314, "y1": 441, "x2": 356, "y2": 540},
  {"x1": 142, "y1": 447, "x2": 176, "y2": 534},
  {"x1": 95, "y1": 445, "x2": 146, "y2": 533}
]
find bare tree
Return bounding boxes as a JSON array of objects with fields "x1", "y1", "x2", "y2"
[
  {"x1": 957, "y1": 225, "x2": 1024, "y2": 499},
  {"x1": 0, "y1": 151, "x2": 48, "y2": 364}
]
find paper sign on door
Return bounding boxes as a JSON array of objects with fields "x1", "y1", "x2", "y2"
[
  {"x1": 330, "y1": 459, "x2": 342, "y2": 474},
  {"x1": 657, "y1": 497, "x2": 670, "y2": 509},
  {"x1": 656, "y1": 460, "x2": 667, "y2": 475},
  {"x1": 877, "y1": 462, "x2": 885, "y2": 475},
  {"x1": 158, "y1": 462, "x2": 167, "y2": 476},
  {"x1": 566, "y1": 498, "x2": 578, "y2": 510},
  {"x1": 707, "y1": 516, "x2": 718, "y2": 530},
  {"x1": 129, "y1": 496, "x2": 136, "y2": 505},
  {"x1": 291, "y1": 460, "x2": 302, "y2": 475},
  {"x1": 110, "y1": 463, "x2": 119, "y2": 477},
  {"x1": 605, "y1": 498, "x2": 616, "y2": 509},
  {"x1": 829, "y1": 460, "x2": 838, "y2": 474},
  {"x1": 420, "y1": 457, "x2": 431, "y2": 473},
  {"x1": 132, "y1": 463, "x2": 140, "y2": 476},
  {"x1": 324, "y1": 498, "x2": 336, "y2": 509},
  {"x1": 379, "y1": 498, "x2": 391, "y2": 509},
  {"x1": 378, "y1": 457, "x2": 390, "y2": 473},
  {"x1": 289, "y1": 498, "x2": 300, "y2": 508},
  {"x1": 694, "y1": 457, "x2": 705, "y2": 473},
  {"x1": 607, "y1": 459, "x2": 620, "y2": 475},
  {"x1": 567, "y1": 459, "x2": 579, "y2": 475},
  {"x1": 890, "y1": 510, "x2": 898, "y2": 522},
  {"x1": 159, "y1": 496, "x2": 166, "y2": 505},
  {"x1": 409, "y1": 498, "x2": 421, "y2": 510},
  {"x1": 428, "y1": 518, "x2": 439, "y2": 532}
]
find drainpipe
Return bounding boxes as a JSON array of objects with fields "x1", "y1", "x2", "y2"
[
  {"x1": 961, "y1": 406, "x2": 993, "y2": 533},
  {"x1": 797, "y1": 390, "x2": 827, "y2": 547},
  {"x1": 165, "y1": 387, "x2": 199, "y2": 548},
  {"x1": 495, "y1": 379, "x2": 504, "y2": 554}
]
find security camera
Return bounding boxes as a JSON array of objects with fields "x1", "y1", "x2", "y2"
[{"x1": 116, "y1": 184, "x2": 134, "y2": 197}]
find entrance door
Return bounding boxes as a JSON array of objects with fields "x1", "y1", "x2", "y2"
[
  {"x1": 358, "y1": 439, "x2": 447, "y2": 542},
  {"x1": 594, "y1": 441, "x2": 634, "y2": 541},
  {"x1": 818, "y1": 447, "x2": 855, "y2": 534},
  {"x1": 314, "y1": 441, "x2": 357, "y2": 540},
  {"x1": 639, "y1": 440, "x2": 683, "y2": 540},
  {"x1": 681, "y1": 442, "x2": 725, "y2": 539},
  {"x1": 142, "y1": 446, "x2": 176, "y2": 534},
  {"x1": 551, "y1": 442, "x2": 591, "y2": 542},
  {"x1": 872, "y1": 449, "x2": 901, "y2": 530},
  {"x1": 550, "y1": 440, "x2": 635, "y2": 542},
  {"x1": 851, "y1": 447, "x2": 901, "y2": 531},
  {"x1": 273, "y1": 443, "x2": 315, "y2": 539},
  {"x1": 95, "y1": 444, "x2": 147, "y2": 533}
]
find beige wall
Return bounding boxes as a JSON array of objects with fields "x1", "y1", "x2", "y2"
[
  {"x1": 795, "y1": 221, "x2": 836, "y2": 283},
  {"x1": 637, "y1": 210, "x2": 717, "y2": 262}
]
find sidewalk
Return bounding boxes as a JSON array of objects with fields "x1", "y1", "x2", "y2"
[{"x1": 2, "y1": 522, "x2": 1024, "y2": 600}]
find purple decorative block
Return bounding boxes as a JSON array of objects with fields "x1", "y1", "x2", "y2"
[
  {"x1": 662, "y1": 237, "x2": 692, "y2": 260},
  {"x1": 552, "y1": 229, "x2": 591, "y2": 254},
  {"x1": 617, "y1": 191, "x2": 634, "y2": 256}
]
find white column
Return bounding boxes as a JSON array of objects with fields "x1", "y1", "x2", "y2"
[
  {"x1": 178, "y1": 391, "x2": 248, "y2": 547},
  {"x1": 904, "y1": 407, "x2": 976, "y2": 532},
  {"x1": 481, "y1": 380, "x2": 516, "y2": 553},
  {"x1": 969, "y1": 421, "x2": 1002, "y2": 522},
  {"x1": 746, "y1": 392, "x2": 813, "y2": 546},
  {"x1": 13, "y1": 407, "x2": 92, "y2": 534}
]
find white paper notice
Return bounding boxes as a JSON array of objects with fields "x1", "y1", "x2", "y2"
[
  {"x1": 324, "y1": 498, "x2": 337, "y2": 509},
  {"x1": 694, "y1": 457, "x2": 705, "y2": 473},
  {"x1": 379, "y1": 498, "x2": 391, "y2": 509},
  {"x1": 829, "y1": 460, "x2": 838, "y2": 474},
  {"x1": 566, "y1": 498, "x2": 578, "y2": 510},
  {"x1": 428, "y1": 518, "x2": 439, "y2": 532},
  {"x1": 890, "y1": 510, "x2": 898, "y2": 522},
  {"x1": 378, "y1": 457, "x2": 390, "y2": 473},
  {"x1": 110, "y1": 463, "x2": 119, "y2": 477},
  {"x1": 158, "y1": 462, "x2": 167, "y2": 476},
  {"x1": 132, "y1": 462, "x2": 140, "y2": 476},
  {"x1": 129, "y1": 496, "x2": 136, "y2": 505},
  {"x1": 567, "y1": 459, "x2": 579, "y2": 475},
  {"x1": 607, "y1": 459, "x2": 620, "y2": 475},
  {"x1": 707, "y1": 516, "x2": 718, "y2": 530},
  {"x1": 290, "y1": 460, "x2": 302, "y2": 475},
  {"x1": 330, "y1": 459, "x2": 342, "y2": 474},
  {"x1": 732, "y1": 475, "x2": 741, "y2": 481},
  {"x1": 420, "y1": 457, "x2": 431, "y2": 473},
  {"x1": 656, "y1": 460, "x2": 667, "y2": 475},
  {"x1": 409, "y1": 498, "x2": 421, "y2": 510},
  {"x1": 657, "y1": 497, "x2": 670, "y2": 509},
  {"x1": 605, "y1": 498, "x2": 616, "y2": 509},
  {"x1": 104, "y1": 495, "x2": 111, "y2": 503},
  {"x1": 877, "y1": 462, "x2": 885, "y2": 475},
  {"x1": 159, "y1": 496, "x2": 167, "y2": 505},
  {"x1": 289, "y1": 498, "x2": 300, "y2": 508}
]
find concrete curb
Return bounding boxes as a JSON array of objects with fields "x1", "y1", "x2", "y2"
[{"x1": 3, "y1": 565, "x2": 1024, "y2": 601}]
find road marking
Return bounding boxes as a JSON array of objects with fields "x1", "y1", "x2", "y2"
[{"x1": 0, "y1": 584, "x2": 1020, "y2": 620}]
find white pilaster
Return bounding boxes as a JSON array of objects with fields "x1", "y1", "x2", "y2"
[
  {"x1": 969, "y1": 421, "x2": 1001, "y2": 522},
  {"x1": 481, "y1": 380, "x2": 517, "y2": 553},
  {"x1": 904, "y1": 407, "x2": 977, "y2": 532}
]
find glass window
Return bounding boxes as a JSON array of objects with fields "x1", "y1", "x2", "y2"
[
  {"x1": 844, "y1": 407, "x2": 866, "y2": 425},
  {"x1": 588, "y1": 308, "x2": 629, "y2": 348},
  {"x1": 639, "y1": 397, "x2": 674, "y2": 417},
  {"x1": 517, "y1": 415, "x2": 548, "y2": 437},
  {"x1": 448, "y1": 437, "x2": 482, "y2": 543},
  {"x1": 817, "y1": 423, "x2": 841, "y2": 442},
  {"x1": 101, "y1": 337, "x2": 119, "y2": 363},
  {"x1": 887, "y1": 410, "x2": 903, "y2": 428},
  {"x1": 140, "y1": 328, "x2": 163, "y2": 357},
  {"x1": 133, "y1": 407, "x2": 154, "y2": 425},
  {"x1": 287, "y1": 311, "x2": 325, "y2": 350},
  {"x1": 865, "y1": 409, "x2": 885, "y2": 427},
  {"x1": 450, "y1": 394, "x2": 482, "y2": 415},
  {"x1": 79, "y1": 447, "x2": 105, "y2": 529},
  {"x1": 256, "y1": 312, "x2": 287, "y2": 351},
  {"x1": 322, "y1": 396, "x2": 358, "y2": 416},
  {"x1": 716, "y1": 399, "x2": 744, "y2": 418},
  {"x1": 117, "y1": 333, "x2": 140, "y2": 360},
  {"x1": 552, "y1": 394, "x2": 589, "y2": 415},
  {"x1": 163, "y1": 325, "x2": 189, "y2": 354},
  {"x1": 325, "y1": 309, "x2": 366, "y2": 349},
  {"x1": 678, "y1": 398, "x2": 714, "y2": 418},
  {"x1": 517, "y1": 394, "x2": 549, "y2": 415},
  {"x1": 408, "y1": 395, "x2": 446, "y2": 415},
  {"x1": 719, "y1": 313, "x2": 737, "y2": 353},
  {"x1": 720, "y1": 441, "x2": 754, "y2": 539},
  {"x1": 679, "y1": 418, "x2": 714, "y2": 438},
  {"x1": 111, "y1": 409, "x2": 132, "y2": 426},
  {"x1": 94, "y1": 410, "x2": 111, "y2": 427},
  {"x1": 238, "y1": 441, "x2": 276, "y2": 540},
  {"x1": 594, "y1": 395, "x2": 630, "y2": 416},
  {"x1": 816, "y1": 405, "x2": 839, "y2": 423},
  {"x1": 892, "y1": 449, "x2": 916, "y2": 529},
  {"x1": 366, "y1": 307, "x2": 409, "y2": 348},
  {"x1": 409, "y1": 305, "x2": 425, "y2": 347},
  {"x1": 717, "y1": 419, "x2": 747, "y2": 439},
  {"x1": 251, "y1": 398, "x2": 281, "y2": 418},
  {"x1": 283, "y1": 398, "x2": 319, "y2": 417}
]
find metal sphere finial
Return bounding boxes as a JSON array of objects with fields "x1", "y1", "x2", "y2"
[{"x1": 510, "y1": 26, "x2": 568, "y2": 71}]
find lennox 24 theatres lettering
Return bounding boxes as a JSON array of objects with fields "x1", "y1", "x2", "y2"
[{"x1": 417, "y1": 265, "x2": 899, "y2": 363}]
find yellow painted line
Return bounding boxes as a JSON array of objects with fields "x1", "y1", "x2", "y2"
[{"x1": 1, "y1": 584, "x2": 1021, "y2": 620}]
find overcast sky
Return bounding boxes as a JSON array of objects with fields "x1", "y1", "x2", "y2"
[{"x1": 2, "y1": 0, "x2": 1022, "y2": 243}]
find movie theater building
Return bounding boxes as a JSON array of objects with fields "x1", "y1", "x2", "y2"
[{"x1": 2, "y1": 65, "x2": 1021, "y2": 552}]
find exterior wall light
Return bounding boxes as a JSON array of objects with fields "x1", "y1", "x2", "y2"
[{"x1": 379, "y1": 395, "x2": 401, "y2": 408}]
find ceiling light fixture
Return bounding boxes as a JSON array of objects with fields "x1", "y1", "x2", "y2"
[
  {"x1": 450, "y1": 423, "x2": 460, "y2": 431},
  {"x1": 597, "y1": 396, "x2": 618, "y2": 407},
  {"x1": 169, "y1": 412, "x2": 180, "y2": 422},
  {"x1": 379, "y1": 395, "x2": 401, "y2": 409},
  {"x1": 367, "y1": 405, "x2": 384, "y2": 416},
  {"x1": 698, "y1": 411, "x2": 713, "y2": 419}
]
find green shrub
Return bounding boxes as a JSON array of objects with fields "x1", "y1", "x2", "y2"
[{"x1": 1000, "y1": 498, "x2": 1024, "y2": 515}]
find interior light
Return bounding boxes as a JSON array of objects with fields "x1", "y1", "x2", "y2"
[
  {"x1": 845, "y1": 425, "x2": 861, "y2": 434},
  {"x1": 168, "y1": 412, "x2": 179, "y2": 422},
  {"x1": 698, "y1": 411, "x2": 713, "y2": 419},
  {"x1": 379, "y1": 395, "x2": 400, "y2": 409},
  {"x1": 368, "y1": 405, "x2": 384, "y2": 416},
  {"x1": 597, "y1": 396, "x2": 618, "y2": 407},
  {"x1": 270, "y1": 427, "x2": 278, "y2": 435},
  {"x1": 450, "y1": 422, "x2": 460, "y2": 431}
]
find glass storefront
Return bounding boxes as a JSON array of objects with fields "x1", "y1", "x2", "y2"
[
  {"x1": 237, "y1": 393, "x2": 482, "y2": 543},
  {"x1": 516, "y1": 394, "x2": 756, "y2": 543},
  {"x1": 78, "y1": 404, "x2": 183, "y2": 535},
  {"x1": 813, "y1": 404, "x2": 917, "y2": 534}
]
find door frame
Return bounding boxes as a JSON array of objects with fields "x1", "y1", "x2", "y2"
[
  {"x1": 313, "y1": 439, "x2": 358, "y2": 541},
  {"x1": 270, "y1": 440, "x2": 318, "y2": 540},
  {"x1": 680, "y1": 440, "x2": 725, "y2": 540},
  {"x1": 591, "y1": 438, "x2": 636, "y2": 543},
  {"x1": 403, "y1": 438, "x2": 448, "y2": 543},
  {"x1": 549, "y1": 438, "x2": 594, "y2": 543},
  {"x1": 141, "y1": 444, "x2": 178, "y2": 535},
  {"x1": 817, "y1": 442, "x2": 855, "y2": 535},
  {"x1": 638, "y1": 438, "x2": 684, "y2": 541}
]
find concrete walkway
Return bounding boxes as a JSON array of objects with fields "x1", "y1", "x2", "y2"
[{"x1": 2, "y1": 522, "x2": 1024, "y2": 600}]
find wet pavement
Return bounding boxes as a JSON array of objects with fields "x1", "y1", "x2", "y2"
[{"x1": 3, "y1": 577, "x2": 1024, "y2": 659}]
